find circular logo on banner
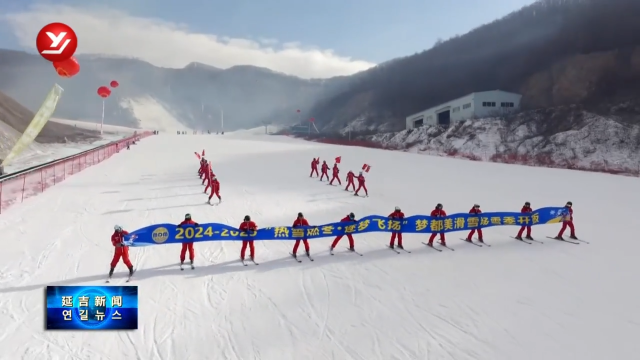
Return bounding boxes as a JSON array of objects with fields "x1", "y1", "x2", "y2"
[
  {"x1": 152, "y1": 227, "x2": 169, "y2": 243},
  {"x1": 36, "y1": 22, "x2": 78, "y2": 62}
]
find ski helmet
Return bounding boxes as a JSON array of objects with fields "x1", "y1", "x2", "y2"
[
  {"x1": 524, "y1": 201, "x2": 530, "y2": 206},
  {"x1": 297, "y1": 212, "x2": 303, "y2": 218},
  {"x1": 566, "y1": 201, "x2": 572, "y2": 207},
  {"x1": 114, "y1": 225, "x2": 122, "y2": 232},
  {"x1": 436, "y1": 203, "x2": 443, "y2": 209},
  {"x1": 244, "y1": 215, "x2": 251, "y2": 221},
  {"x1": 395, "y1": 206, "x2": 401, "y2": 211},
  {"x1": 185, "y1": 213, "x2": 191, "y2": 220},
  {"x1": 349, "y1": 212, "x2": 355, "y2": 219},
  {"x1": 474, "y1": 204, "x2": 480, "y2": 208}
]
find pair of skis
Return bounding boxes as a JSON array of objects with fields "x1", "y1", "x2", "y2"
[
  {"x1": 180, "y1": 263, "x2": 195, "y2": 270},
  {"x1": 510, "y1": 236, "x2": 544, "y2": 244},
  {"x1": 421, "y1": 242, "x2": 453, "y2": 252},
  {"x1": 106, "y1": 270, "x2": 135, "y2": 283},
  {"x1": 511, "y1": 235, "x2": 588, "y2": 245},
  {"x1": 459, "y1": 238, "x2": 491, "y2": 247},
  {"x1": 289, "y1": 252, "x2": 315, "y2": 262},
  {"x1": 545, "y1": 236, "x2": 588, "y2": 245},
  {"x1": 386, "y1": 245, "x2": 411, "y2": 254},
  {"x1": 330, "y1": 247, "x2": 363, "y2": 256},
  {"x1": 241, "y1": 258, "x2": 259, "y2": 266}
]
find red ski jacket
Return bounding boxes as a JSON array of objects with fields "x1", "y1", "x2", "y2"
[
  {"x1": 430, "y1": 209, "x2": 446, "y2": 217},
  {"x1": 111, "y1": 230, "x2": 129, "y2": 247},
  {"x1": 340, "y1": 215, "x2": 357, "y2": 222},
  {"x1": 211, "y1": 179, "x2": 220, "y2": 192},
  {"x1": 293, "y1": 218, "x2": 309, "y2": 227},
  {"x1": 240, "y1": 221, "x2": 258, "y2": 232},
  {"x1": 346, "y1": 171, "x2": 354, "y2": 181}
]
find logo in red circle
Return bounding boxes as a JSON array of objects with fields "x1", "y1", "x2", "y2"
[{"x1": 36, "y1": 22, "x2": 78, "y2": 62}]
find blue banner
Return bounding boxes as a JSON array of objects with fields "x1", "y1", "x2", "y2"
[
  {"x1": 124, "y1": 207, "x2": 567, "y2": 247},
  {"x1": 46, "y1": 286, "x2": 138, "y2": 330}
]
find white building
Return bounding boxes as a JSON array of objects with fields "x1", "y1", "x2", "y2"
[{"x1": 405, "y1": 90, "x2": 522, "y2": 129}]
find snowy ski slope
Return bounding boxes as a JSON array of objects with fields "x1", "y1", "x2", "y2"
[{"x1": 0, "y1": 132, "x2": 638, "y2": 360}]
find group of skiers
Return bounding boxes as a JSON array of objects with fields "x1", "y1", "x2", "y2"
[
  {"x1": 310, "y1": 158, "x2": 368, "y2": 197},
  {"x1": 198, "y1": 157, "x2": 222, "y2": 205},
  {"x1": 108, "y1": 199, "x2": 578, "y2": 276}
]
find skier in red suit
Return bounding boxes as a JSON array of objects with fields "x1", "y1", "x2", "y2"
[
  {"x1": 207, "y1": 176, "x2": 221, "y2": 204},
  {"x1": 515, "y1": 201, "x2": 533, "y2": 240},
  {"x1": 427, "y1": 203, "x2": 447, "y2": 246},
  {"x1": 320, "y1": 161, "x2": 329, "y2": 181},
  {"x1": 329, "y1": 163, "x2": 341, "y2": 185},
  {"x1": 388, "y1": 206, "x2": 405, "y2": 248},
  {"x1": 202, "y1": 163, "x2": 211, "y2": 186},
  {"x1": 310, "y1": 158, "x2": 319, "y2": 177},
  {"x1": 292, "y1": 212, "x2": 310, "y2": 257},
  {"x1": 345, "y1": 170, "x2": 355, "y2": 191},
  {"x1": 109, "y1": 225, "x2": 134, "y2": 279},
  {"x1": 555, "y1": 201, "x2": 577, "y2": 240},
  {"x1": 239, "y1": 215, "x2": 258, "y2": 260},
  {"x1": 330, "y1": 212, "x2": 357, "y2": 251},
  {"x1": 198, "y1": 158, "x2": 207, "y2": 178},
  {"x1": 354, "y1": 172, "x2": 368, "y2": 196},
  {"x1": 465, "y1": 204, "x2": 485, "y2": 243},
  {"x1": 178, "y1": 213, "x2": 199, "y2": 268},
  {"x1": 204, "y1": 167, "x2": 216, "y2": 193}
]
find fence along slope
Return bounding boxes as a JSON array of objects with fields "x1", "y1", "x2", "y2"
[{"x1": 0, "y1": 132, "x2": 153, "y2": 213}]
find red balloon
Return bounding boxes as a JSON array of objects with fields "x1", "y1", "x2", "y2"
[
  {"x1": 97, "y1": 86, "x2": 111, "y2": 98},
  {"x1": 52, "y1": 56, "x2": 80, "y2": 78},
  {"x1": 110, "y1": 80, "x2": 119, "y2": 88}
]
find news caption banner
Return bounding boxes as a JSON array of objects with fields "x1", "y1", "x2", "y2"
[
  {"x1": 46, "y1": 286, "x2": 138, "y2": 330},
  {"x1": 123, "y1": 207, "x2": 568, "y2": 246}
]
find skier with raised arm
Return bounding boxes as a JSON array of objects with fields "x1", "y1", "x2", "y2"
[{"x1": 108, "y1": 225, "x2": 135, "y2": 282}]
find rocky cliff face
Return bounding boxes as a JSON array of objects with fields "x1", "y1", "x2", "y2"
[{"x1": 369, "y1": 107, "x2": 640, "y2": 175}]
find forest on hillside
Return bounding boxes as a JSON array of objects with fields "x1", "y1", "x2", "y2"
[{"x1": 311, "y1": 0, "x2": 640, "y2": 131}]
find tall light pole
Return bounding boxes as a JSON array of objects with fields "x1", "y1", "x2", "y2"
[{"x1": 219, "y1": 106, "x2": 223, "y2": 132}]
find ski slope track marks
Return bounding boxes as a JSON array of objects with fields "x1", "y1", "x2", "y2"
[{"x1": 0, "y1": 132, "x2": 638, "y2": 360}]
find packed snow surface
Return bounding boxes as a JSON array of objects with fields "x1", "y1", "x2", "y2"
[{"x1": 0, "y1": 132, "x2": 638, "y2": 360}]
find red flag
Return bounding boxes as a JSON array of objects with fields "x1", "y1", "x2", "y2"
[
  {"x1": 362, "y1": 163, "x2": 368, "y2": 170},
  {"x1": 202, "y1": 149, "x2": 205, "y2": 156},
  {"x1": 195, "y1": 152, "x2": 201, "y2": 160},
  {"x1": 365, "y1": 165, "x2": 371, "y2": 173},
  {"x1": 309, "y1": 118, "x2": 315, "y2": 122},
  {"x1": 335, "y1": 156, "x2": 341, "y2": 164}
]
